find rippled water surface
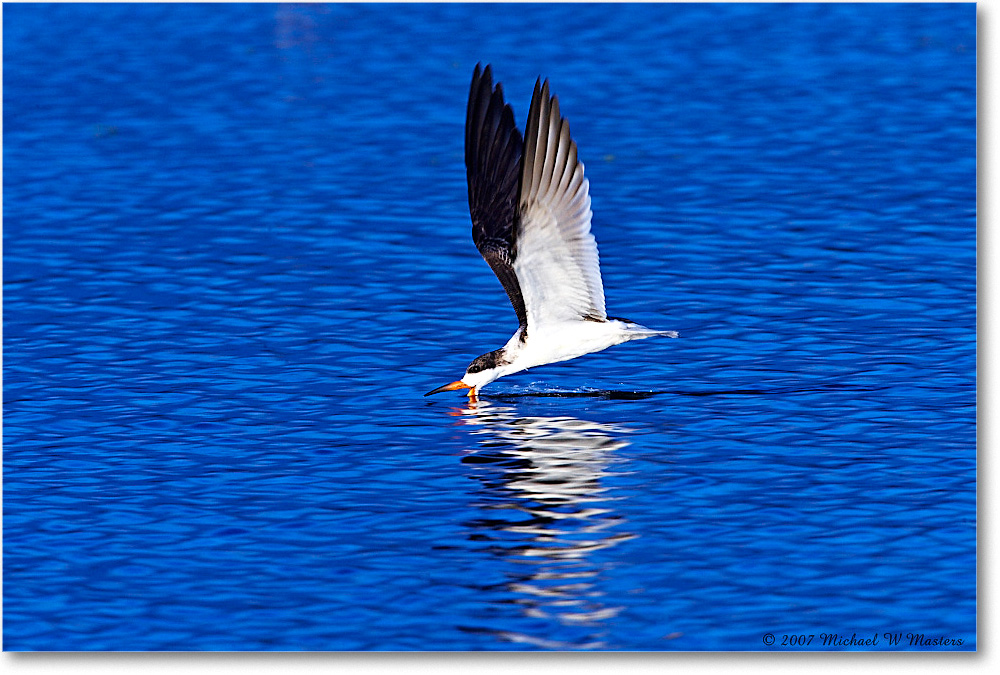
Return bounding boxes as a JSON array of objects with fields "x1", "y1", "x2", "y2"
[{"x1": 3, "y1": 3, "x2": 976, "y2": 650}]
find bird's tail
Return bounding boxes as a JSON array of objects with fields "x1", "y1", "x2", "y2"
[
  {"x1": 629, "y1": 328, "x2": 679, "y2": 339},
  {"x1": 608, "y1": 316, "x2": 679, "y2": 340},
  {"x1": 617, "y1": 320, "x2": 679, "y2": 340}
]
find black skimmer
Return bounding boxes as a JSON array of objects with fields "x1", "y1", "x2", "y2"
[{"x1": 427, "y1": 64, "x2": 678, "y2": 400}]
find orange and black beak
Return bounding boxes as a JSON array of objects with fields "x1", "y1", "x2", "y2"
[{"x1": 425, "y1": 380, "x2": 473, "y2": 397}]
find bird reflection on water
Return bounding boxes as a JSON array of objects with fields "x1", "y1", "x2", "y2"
[{"x1": 449, "y1": 399, "x2": 637, "y2": 649}]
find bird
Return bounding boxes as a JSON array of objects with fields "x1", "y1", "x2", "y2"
[{"x1": 426, "y1": 64, "x2": 677, "y2": 400}]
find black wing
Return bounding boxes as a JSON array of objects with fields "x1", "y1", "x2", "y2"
[{"x1": 466, "y1": 63, "x2": 528, "y2": 330}]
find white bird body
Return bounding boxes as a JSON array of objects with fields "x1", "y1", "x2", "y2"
[
  {"x1": 480, "y1": 319, "x2": 676, "y2": 387},
  {"x1": 426, "y1": 65, "x2": 677, "y2": 399},
  {"x1": 460, "y1": 319, "x2": 675, "y2": 391}
]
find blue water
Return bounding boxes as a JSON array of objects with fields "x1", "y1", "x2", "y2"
[{"x1": 3, "y1": 3, "x2": 976, "y2": 651}]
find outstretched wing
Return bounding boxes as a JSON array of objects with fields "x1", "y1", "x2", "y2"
[
  {"x1": 465, "y1": 64, "x2": 527, "y2": 329},
  {"x1": 515, "y1": 78, "x2": 606, "y2": 328}
]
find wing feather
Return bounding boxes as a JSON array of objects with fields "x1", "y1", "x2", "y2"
[
  {"x1": 465, "y1": 64, "x2": 528, "y2": 329},
  {"x1": 515, "y1": 79, "x2": 606, "y2": 327}
]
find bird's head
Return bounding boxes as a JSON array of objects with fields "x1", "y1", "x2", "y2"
[{"x1": 425, "y1": 350, "x2": 505, "y2": 397}]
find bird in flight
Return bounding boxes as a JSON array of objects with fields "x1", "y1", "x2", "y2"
[{"x1": 427, "y1": 64, "x2": 677, "y2": 400}]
